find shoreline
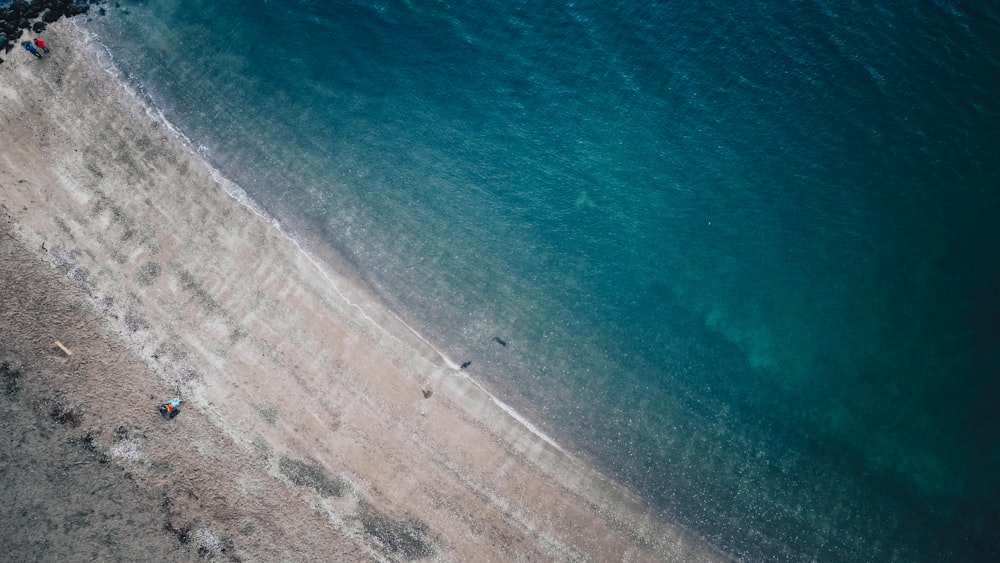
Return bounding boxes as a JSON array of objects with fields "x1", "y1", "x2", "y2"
[
  {"x1": 75, "y1": 16, "x2": 569, "y2": 456},
  {"x1": 1, "y1": 19, "x2": 726, "y2": 561}
]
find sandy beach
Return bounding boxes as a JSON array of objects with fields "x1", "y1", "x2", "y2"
[{"x1": 1, "y1": 20, "x2": 727, "y2": 562}]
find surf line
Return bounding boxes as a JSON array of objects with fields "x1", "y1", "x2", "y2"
[
  {"x1": 81, "y1": 26, "x2": 409, "y2": 347},
  {"x1": 78, "y1": 22, "x2": 563, "y2": 453},
  {"x1": 210, "y1": 185, "x2": 565, "y2": 453},
  {"x1": 82, "y1": 23, "x2": 446, "y2": 366},
  {"x1": 208, "y1": 172, "x2": 565, "y2": 454}
]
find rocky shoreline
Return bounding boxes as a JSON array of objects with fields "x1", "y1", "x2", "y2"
[
  {"x1": 1, "y1": 0, "x2": 92, "y2": 63},
  {"x1": 1, "y1": 18, "x2": 727, "y2": 562}
]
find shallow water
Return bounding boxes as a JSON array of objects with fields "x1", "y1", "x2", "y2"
[{"x1": 83, "y1": 1, "x2": 999, "y2": 559}]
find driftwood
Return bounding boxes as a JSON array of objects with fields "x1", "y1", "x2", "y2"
[{"x1": 54, "y1": 340, "x2": 72, "y2": 356}]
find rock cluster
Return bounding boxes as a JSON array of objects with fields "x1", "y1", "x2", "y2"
[{"x1": 0, "y1": 0, "x2": 94, "y2": 63}]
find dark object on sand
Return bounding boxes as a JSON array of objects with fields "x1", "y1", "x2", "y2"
[
  {"x1": 492, "y1": 336, "x2": 507, "y2": 347},
  {"x1": 1, "y1": 361, "x2": 23, "y2": 396},
  {"x1": 421, "y1": 388, "x2": 433, "y2": 399},
  {"x1": 460, "y1": 361, "x2": 472, "y2": 370},
  {"x1": 158, "y1": 397, "x2": 183, "y2": 419}
]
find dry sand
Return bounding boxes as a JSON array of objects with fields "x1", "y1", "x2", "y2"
[{"x1": 0, "y1": 21, "x2": 729, "y2": 562}]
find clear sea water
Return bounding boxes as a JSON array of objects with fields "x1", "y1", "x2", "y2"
[{"x1": 78, "y1": 1, "x2": 998, "y2": 560}]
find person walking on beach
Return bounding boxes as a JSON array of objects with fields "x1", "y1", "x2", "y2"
[
  {"x1": 33, "y1": 37, "x2": 49, "y2": 53},
  {"x1": 22, "y1": 41, "x2": 41, "y2": 59}
]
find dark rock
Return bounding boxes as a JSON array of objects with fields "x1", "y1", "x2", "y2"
[
  {"x1": 6, "y1": 30, "x2": 22, "y2": 48},
  {"x1": 8, "y1": 1, "x2": 30, "y2": 19},
  {"x1": 0, "y1": 0, "x2": 91, "y2": 34},
  {"x1": 23, "y1": 7, "x2": 41, "y2": 20}
]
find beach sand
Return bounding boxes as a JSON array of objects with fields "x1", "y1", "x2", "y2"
[{"x1": 0, "y1": 21, "x2": 727, "y2": 562}]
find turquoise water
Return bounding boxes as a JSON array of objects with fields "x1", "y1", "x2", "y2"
[{"x1": 83, "y1": 1, "x2": 999, "y2": 559}]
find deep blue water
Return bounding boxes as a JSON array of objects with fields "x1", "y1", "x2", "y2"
[{"x1": 81, "y1": 1, "x2": 999, "y2": 560}]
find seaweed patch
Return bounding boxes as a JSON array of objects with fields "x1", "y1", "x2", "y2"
[
  {"x1": 358, "y1": 502, "x2": 434, "y2": 560},
  {"x1": 278, "y1": 456, "x2": 346, "y2": 498}
]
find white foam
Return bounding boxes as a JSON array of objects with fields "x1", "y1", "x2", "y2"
[{"x1": 72, "y1": 20, "x2": 562, "y2": 453}]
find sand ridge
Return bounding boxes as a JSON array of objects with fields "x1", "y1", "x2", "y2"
[{"x1": 0, "y1": 20, "x2": 727, "y2": 562}]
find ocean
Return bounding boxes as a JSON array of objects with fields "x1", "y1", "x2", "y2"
[{"x1": 76, "y1": 0, "x2": 998, "y2": 560}]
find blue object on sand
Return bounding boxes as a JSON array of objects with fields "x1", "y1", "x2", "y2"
[{"x1": 158, "y1": 397, "x2": 183, "y2": 419}]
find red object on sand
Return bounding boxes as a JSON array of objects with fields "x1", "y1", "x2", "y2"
[{"x1": 34, "y1": 38, "x2": 47, "y2": 50}]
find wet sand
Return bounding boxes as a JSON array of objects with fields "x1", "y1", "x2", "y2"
[{"x1": 0, "y1": 21, "x2": 727, "y2": 562}]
